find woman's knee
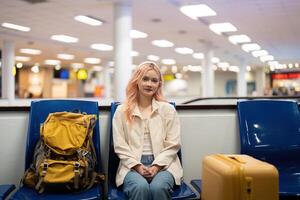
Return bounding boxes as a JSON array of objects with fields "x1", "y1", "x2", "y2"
[
  {"x1": 149, "y1": 181, "x2": 171, "y2": 194},
  {"x1": 133, "y1": 180, "x2": 149, "y2": 193},
  {"x1": 124, "y1": 181, "x2": 150, "y2": 200},
  {"x1": 124, "y1": 172, "x2": 150, "y2": 196}
]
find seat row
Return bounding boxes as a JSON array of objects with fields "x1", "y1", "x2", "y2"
[
  {"x1": 2, "y1": 99, "x2": 300, "y2": 199},
  {"x1": 0, "y1": 100, "x2": 196, "y2": 200},
  {"x1": 191, "y1": 99, "x2": 300, "y2": 199}
]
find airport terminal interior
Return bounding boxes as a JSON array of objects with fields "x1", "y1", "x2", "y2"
[
  {"x1": 0, "y1": 0, "x2": 299, "y2": 102},
  {"x1": 0, "y1": 0, "x2": 300, "y2": 199}
]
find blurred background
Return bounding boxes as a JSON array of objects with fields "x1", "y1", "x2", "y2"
[{"x1": 0, "y1": 0, "x2": 299, "y2": 103}]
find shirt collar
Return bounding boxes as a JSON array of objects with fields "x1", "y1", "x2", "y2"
[
  {"x1": 132, "y1": 98, "x2": 159, "y2": 118},
  {"x1": 151, "y1": 98, "x2": 159, "y2": 114}
]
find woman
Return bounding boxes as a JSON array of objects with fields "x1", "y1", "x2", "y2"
[{"x1": 113, "y1": 61, "x2": 183, "y2": 200}]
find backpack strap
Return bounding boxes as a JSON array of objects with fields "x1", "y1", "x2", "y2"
[
  {"x1": 35, "y1": 161, "x2": 48, "y2": 192},
  {"x1": 88, "y1": 134, "x2": 97, "y2": 165},
  {"x1": 20, "y1": 164, "x2": 35, "y2": 187},
  {"x1": 87, "y1": 116, "x2": 97, "y2": 166},
  {"x1": 85, "y1": 172, "x2": 98, "y2": 191},
  {"x1": 74, "y1": 161, "x2": 80, "y2": 189},
  {"x1": 83, "y1": 159, "x2": 89, "y2": 184}
]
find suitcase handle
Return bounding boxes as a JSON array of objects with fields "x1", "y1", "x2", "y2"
[{"x1": 227, "y1": 155, "x2": 246, "y2": 164}]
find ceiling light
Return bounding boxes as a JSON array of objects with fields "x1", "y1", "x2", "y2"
[
  {"x1": 295, "y1": 63, "x2": 299, "y2": 68},
  {"x1": 218, "y1": 62, "x2": 230, "y2": 68},
  {"x1": 16, "y1": 63, "x2": 23, "y2": 69},
  {"x1": 19, "y1": 48, "x2": 41, "y2": 55},
  {"x1": 152, "y1": 40, "x2": 174, "y2": 48},
  {"x1": 55, "y1": 64, "x2": 61, "y2": 70},
  {"x1": 71, "y1": 63, "x2": 84, "y2": 70},
  {"x1": 228, "y1": 35, "x2": 251, "y2": 44},
  {"x1": 228, "y1": 66, "x2": 239, "y2": 72},
  {"x1": 93, "y1": 66, "x2": 103, "y2": 72},
  {"x1": 131, "y1": 51, "x2": 139, "y2": 57},
  {"x1": 74, "y1": 15, "x2": 103, "y2": 26},
  {"x1": 31, "y1": 65, "x2": 39, "y2": 73},
  {"x1": 15, "y1": 56, "x2": 31, "y2": 62},
  {"x1": 91, "y1": 43, "x2": 113, "y2": 51},
  {"x1": 193, "y1": 53, "x2": 204, "y2": 59},
  {"x1": 84, "y1": 57, "x2": 101, "y2": 64},
  {"x1": 130, "y1": 30, "x2": 148, "y2": 39},
  {"x1": 147, "y1": 55, "x2": 160, "y2": 61},
  {"x1": 283, "y1": 64, "x2": 287, "y2": 69},
  {"x1": 211, "y1": 57, "x2": 220, "y2": 63},
  {"x1": 241, "y1": 43, "x2": 261, "y2": 52},
  {"x1": 180, "y1": 4, "x2": 216, "y2": 20},
  {"x1": 57, "y1": 53, "x2": 74, "y2": 60},
  {"x1": 268, "y1": 61, "x2": 279, "y2": 66},
  {"x1": 252, "y1": 50, "x2": 268, "y2": 57},
  {"x1": 1, "y1": 22, "x2": 30, "y2": 32},
  {"x1": 44, "y1": 59, "x2": 61, "y2": 65},
  {"x1": 161, "y1": 59, "x2": 176, "y2": 65},
  {"x1": 187, "y1": 65, "x2": 202, "y2": 72},
  {"x1": 175, "y1": 47, "x2": 194, "y2": 55},
  {"x1": 246, "y1": 66, "x2": 251, "y2": 71},
  {"x1": 209, "y1": 23, "x2": 237, "y2": 35},
  {"x1": 51, "y1": 35, "x2": 78, "y2": 43},
  {"x1": 288, "y1": 63, "x2": 293, "y2": 68},
  {"x1": 260, "y1": 55, "x2": 274, "y2": 62}
]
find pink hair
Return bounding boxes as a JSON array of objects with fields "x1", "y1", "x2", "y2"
[{"x1": 124, "y1": 61, "x2": 166, "y2": 122}]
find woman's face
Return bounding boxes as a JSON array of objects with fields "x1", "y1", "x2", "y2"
[{"x1": 137, "y1": 69, "x2": 160, "y2": 98}]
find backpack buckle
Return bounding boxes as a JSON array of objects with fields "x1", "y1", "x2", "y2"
[
  {"x1": 41, "y1": 162, "x2": 48, "y2": 176},
  {"x1": 43, "y1": 162, "x2": 48, "y2": 170},
  {"x1": 82, "y1": 150, "x2": 89, "y2": 156},
  {"x1": 74, "y1": 162, "x2": 80, "y2": 173}
]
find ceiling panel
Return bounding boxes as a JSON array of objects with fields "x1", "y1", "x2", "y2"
[{"x1": 0, "y1": 0, "x2": 299, "y2": 69}]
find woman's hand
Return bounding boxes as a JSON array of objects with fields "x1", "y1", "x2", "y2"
[
  {"x1": 132, "y1": 164, "x2": 151, "y2": 176},
  {"x1": 147, "y1": 165, "x2": 162, "y2": 178}
]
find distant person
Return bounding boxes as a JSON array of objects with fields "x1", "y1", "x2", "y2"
[
  {"x1": 289, "y1": 87, "x2": 296, "y2": 96},
  {"x1": 24, "y1": 90, "x2": 34, "y2": 98},
  {"x1": 113, "y1": 61, "x2": 183, "y2": 200},
  {"x1": 272, "y1": 88, "x2": 279, "y2": 96},
  {"x1": 279, "y1": 87, "x2": 288, "y2": 96}
]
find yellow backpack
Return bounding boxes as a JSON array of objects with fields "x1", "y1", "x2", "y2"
[{"x1": 23, "y1": 112, "x2": 104, "y2": 193}]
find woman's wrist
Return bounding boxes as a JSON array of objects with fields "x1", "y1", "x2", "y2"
[
  {"x1": 151, "y1": 164, "x2": 163, "y2": 171},
  {"x1": 132, "y1": 164, "x2": 142, "y2": 171}
]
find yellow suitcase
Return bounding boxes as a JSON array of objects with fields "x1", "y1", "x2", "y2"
[{"x1": 201, "y1": 154, "x2": 278, "y2": 200}]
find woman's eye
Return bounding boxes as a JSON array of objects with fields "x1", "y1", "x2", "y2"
[
  {"x1": 151, "y1": 79, "x2": 158, "y2": 83},
  {"x1": 142, "y1": 77, "x2": 150, "y2": 81}
]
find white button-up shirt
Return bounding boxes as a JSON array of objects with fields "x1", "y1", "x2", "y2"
[{"x1": 113, "y1": 99, "x2": 183, "y2": 187}]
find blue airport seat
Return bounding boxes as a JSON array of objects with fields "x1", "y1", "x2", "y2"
[
  {"x1": 10, "y1": 100, "x2": 104, "y2": 200},
  {"x1": 0, "y1": 184, "x2": 15, "y2": 200},
  {"x1": 108, "y1": 102, "x2": 196, "y2": 200},
  {"x1": 237, "y1": 100, "x2": 300, "y2": 197},
  {"x1": 190, "y1": 179, "x2": 201, "y2": 194}
]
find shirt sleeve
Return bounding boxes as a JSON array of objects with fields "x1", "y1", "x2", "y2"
[
  {"x1": 152, "y1": 105, "x2": 181, "y2": 168},
  {"x1": 113, "y1": 107, "x2": 141, "y2": 169}
]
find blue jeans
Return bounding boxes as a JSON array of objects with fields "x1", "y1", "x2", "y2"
[{"x1": 123, "y1": 155, "x2": 174, "y2": 200}]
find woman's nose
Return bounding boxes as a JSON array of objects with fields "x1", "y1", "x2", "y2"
[{"x1": 146, "y1": 80, "x2": 152, "y2": 86}]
